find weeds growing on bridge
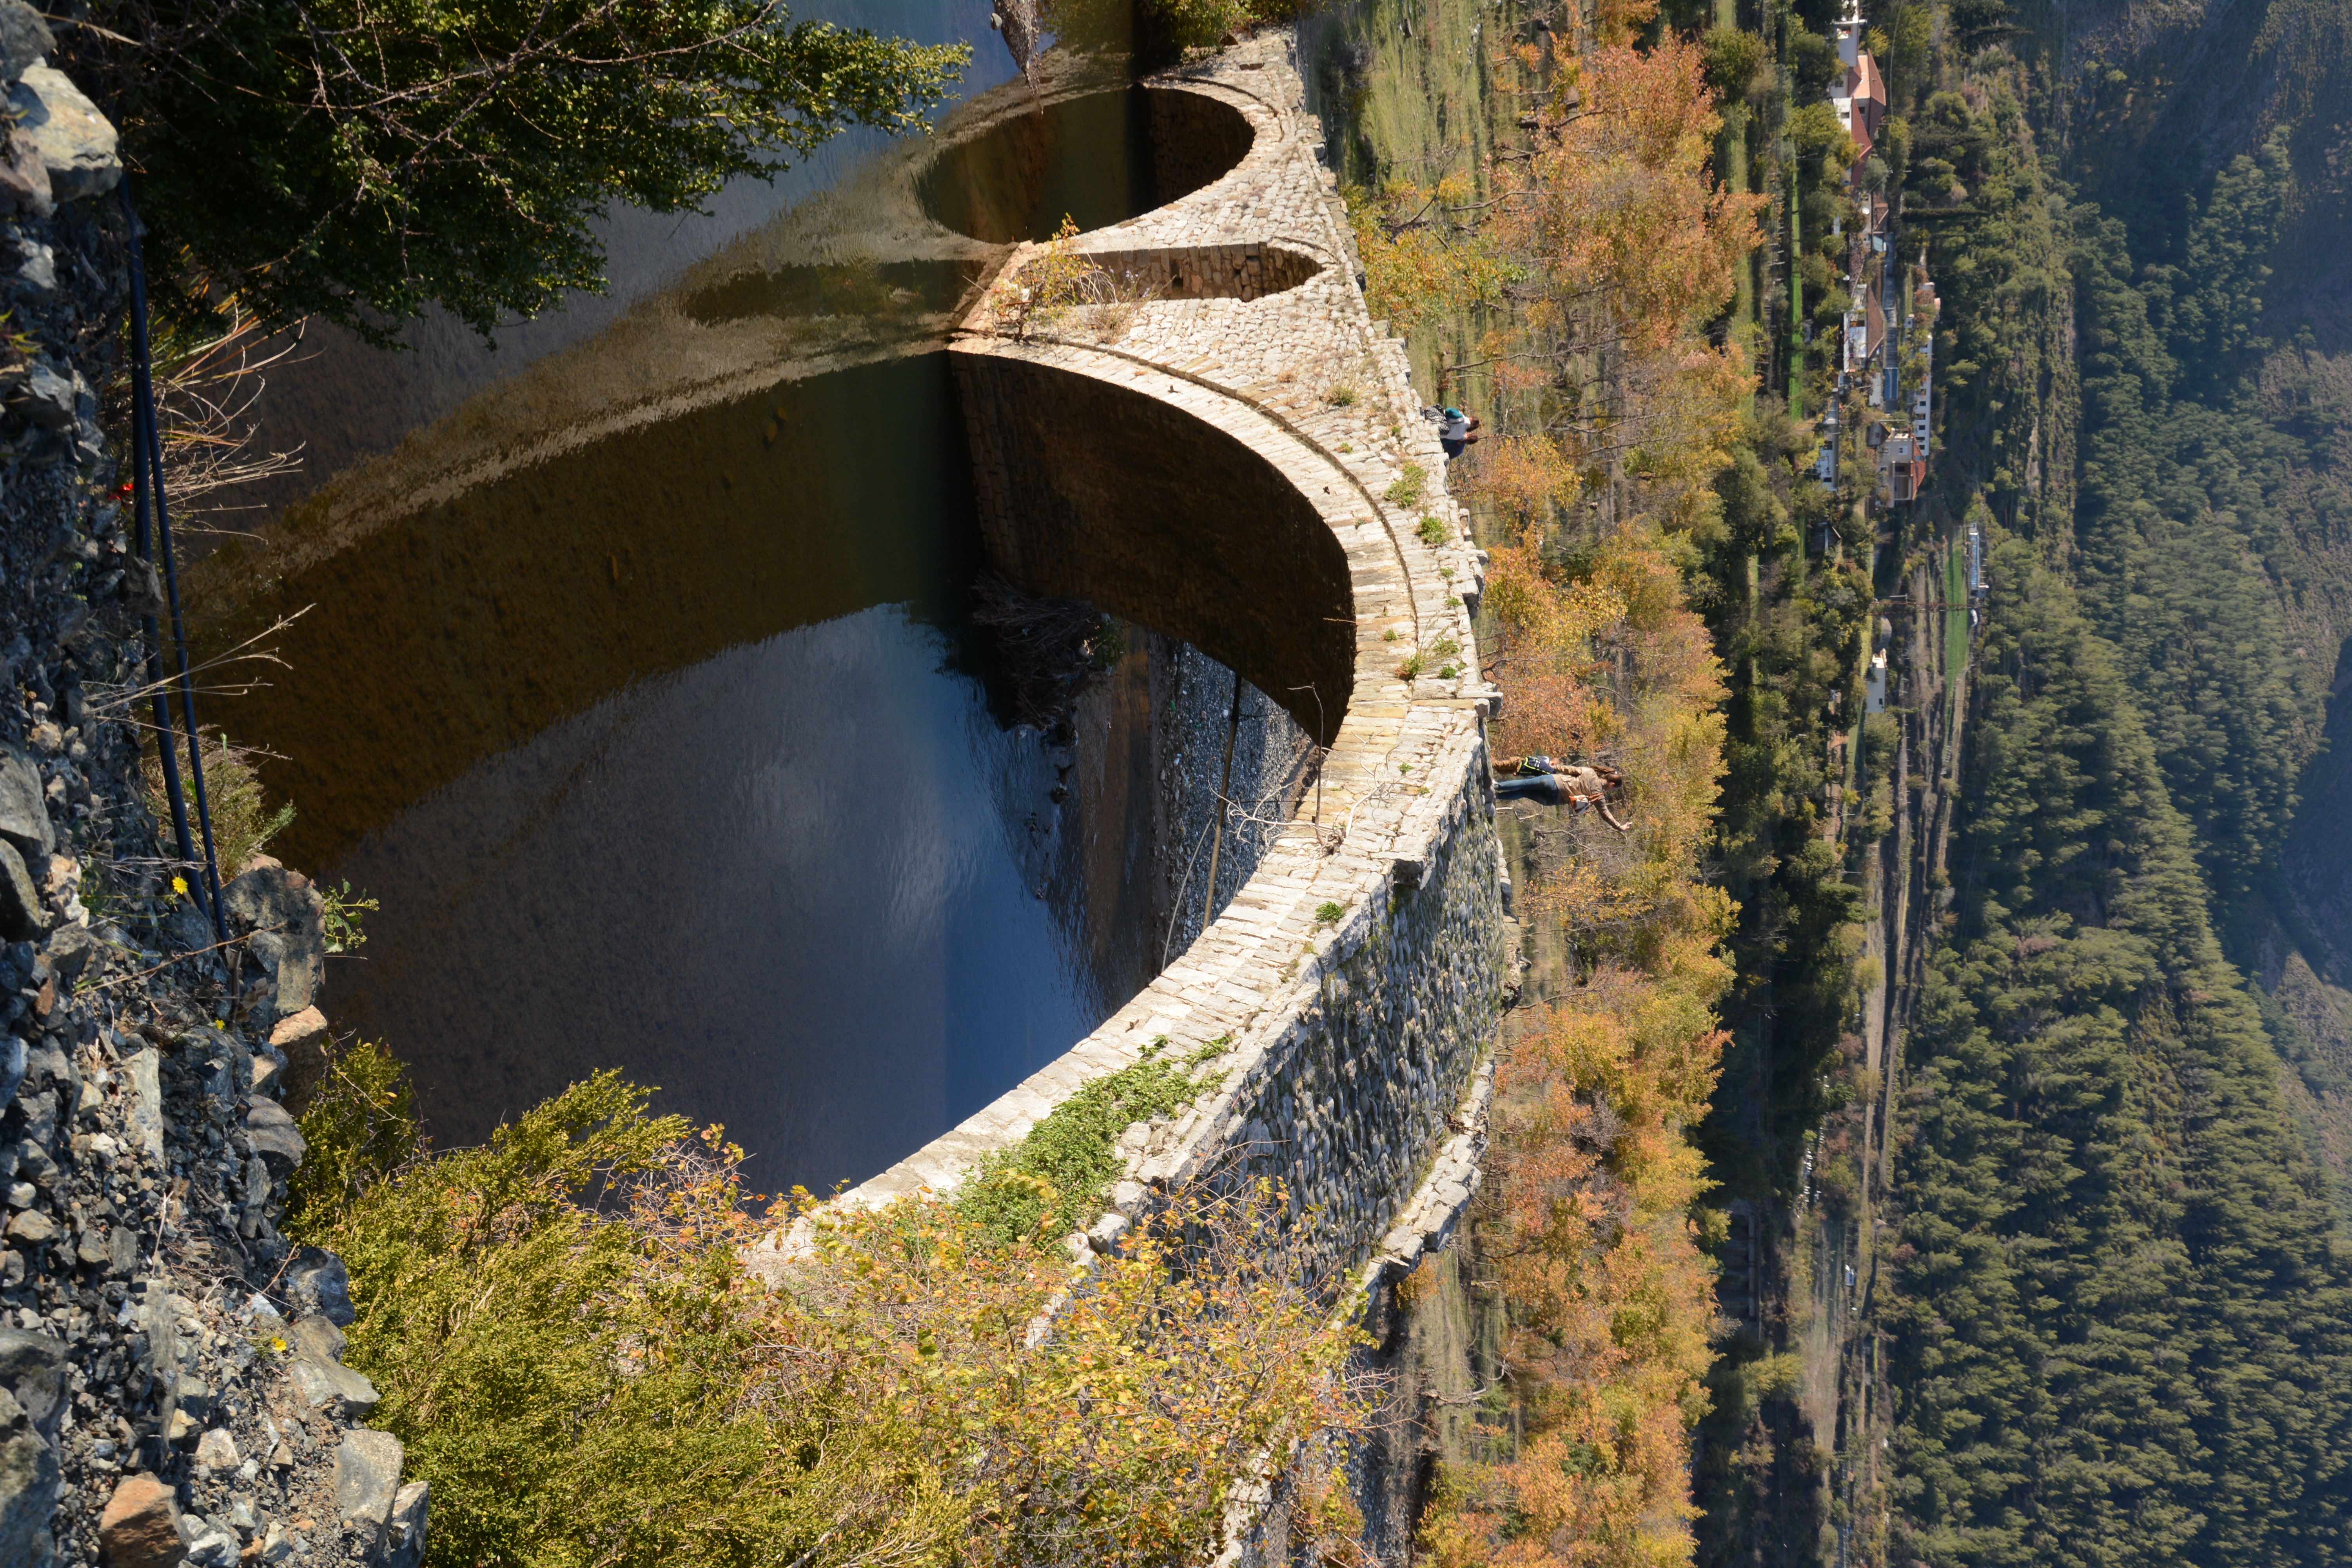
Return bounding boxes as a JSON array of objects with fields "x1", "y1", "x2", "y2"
[
  {"x1": 956, "y1": 1036, "x2": 1229, "y2": 1247},
  {"x1": 987, "y1": 216, "x2": 1169, "y2": 344}
]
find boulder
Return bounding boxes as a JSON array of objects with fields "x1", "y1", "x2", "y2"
[
  {"x1": 122, "y1": 1049, "x2": 163, "y2": 1167},
  {"x1": 285, "y1": 1247, "x2": 354, "y2": 1326},
  {"x1": 288, "y1": 1354, "x2": 379, "y2": 1419},
  {"x1": 267, "y1": 1005, "x2": 328, "y2": 1100},
  {"x1": 269, "y1": 1005, "x2": 328, "y2": 1054},
  {"x1": 72, "y1": 1224, "x2": 106, "y2": 1268},
  {"x1": 96, "y1": 1474, "x2": 178, "y2": 1568},
  {"x1": 287, "y1": 1314, "x2": 345, "y2": 1364},
  {"x1": 332, "y1": 1430, "x2": 404, "y2": 1548},
  {"x1": 383, "y1": 1481, "x2": 429, "y2": 1568},
  {"x1": 0, "y1": 745, "x2": 51, "y2": 862},
  {"x1": 0, "y1": 129, "x2": 45, "y2": 218},
  {"x1": 169, "y1": 1374, "x2": 209, "y2": 1420},
  {"x1": 0, "y1": 2, "x2": 53, "y2": 86},
  {"x1": 0, "y1": 1033, "x2": 20, "y2": 1107},
  {"x1": 40, "y1": 926, "x2": 94, "y2": 985},
  {"x1": 243, "y1": 1097, "x2": 305, "y2": 1175},
  {"x1": 12, "y1": 240, "x2": 51, "y2": 300},
  {"x1": 249, "y1": 1051, "x2": 286, "y2": 1098},
  {"x1": 9, "y1": 363, "x2": 73, "y2": 430},
  {"x1": 4, "y1": 1209, "x2": 54, "y2": 1245},
  {"x1": 0, "y1": 1385, "x2": 57, "y2": 1567},
  {"x1": 0, "y1": 839, "x2": 46, "y2": 941},
  {"x1": 223, "y1": 866, "x2": 324, "y2": 1013},
  {"x1": 191, "y1": 1428, "x2": 237, "y2": 1472},
  {"x1": 181, "y1": 1520, "x2": 236, "y2": 1568},
  {"x1": 7, "y1": 65, "x2": 117, "y2": 202}
]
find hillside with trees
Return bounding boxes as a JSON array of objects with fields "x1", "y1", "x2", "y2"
[{"x1": 1856, "y1": 0, "x2": 2352, "y2": 1559}]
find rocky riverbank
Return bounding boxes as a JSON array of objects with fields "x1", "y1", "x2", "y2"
[{"x1": 0, "y1": 16, "x2": 423, "y2": 1568}]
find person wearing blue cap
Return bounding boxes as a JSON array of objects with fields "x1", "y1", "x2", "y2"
[{"x1": 1439, "y1": 407, "x2": 1482, "y2": 459}]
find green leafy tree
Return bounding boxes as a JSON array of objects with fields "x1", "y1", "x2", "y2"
[{"x1": 103, "y1": 1, "x2": 968, "y2": 342}]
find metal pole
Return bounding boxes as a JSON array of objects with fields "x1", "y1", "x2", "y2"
[{"x1": 122, "y1": 185, "x2": 228, "y2": 942}]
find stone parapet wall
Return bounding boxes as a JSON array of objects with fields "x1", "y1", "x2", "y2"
[
  {"x1": 746, "y1": 33, "x2": 1516, "y2": 1307},
  {"x1": 1114, "y1": 726, "x2": 1507, "y2": 1277}
]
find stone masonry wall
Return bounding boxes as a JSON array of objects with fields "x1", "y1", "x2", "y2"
[{"x1": 1080, "y1": 241, "x2": 1323, "y2": 302}]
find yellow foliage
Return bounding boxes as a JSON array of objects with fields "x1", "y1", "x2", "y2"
[
  {"x1": 1464, "y1": 432, "x2": 1584, "y2": 523},
  {"x1": 1428, "y1": 35, "x2": 1752, "y2": 1544},
  {"x1": 1347, "y1": 176, "x2": 1510, "y2": 328},
  {"x1": 293, "y1": 1059, "x2": 1367, "y2": 1568}
]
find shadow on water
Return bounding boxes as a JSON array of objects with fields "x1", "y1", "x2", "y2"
[
  {"x1": 677, "y1": 259, "x2": 989, "y2": 328},
  {"x1": 191, "y1": 55, "x2": 1265, "y2": 1192}
]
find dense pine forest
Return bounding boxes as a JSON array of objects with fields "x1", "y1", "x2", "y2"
[{"x1": 1860, "y1": 0, "x2": 2352, "y2": 1559}]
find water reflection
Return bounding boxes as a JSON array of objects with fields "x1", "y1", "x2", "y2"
[
  {"x1": 204, "y1": 348, "x2": 1162, "y2": 1187},
  {"x1": 334, "y1": 607, "x2": 1153, "y2": 1192},
  {"x1": 191, "y1": 49, "x2": 1247, "y2": 1188}
]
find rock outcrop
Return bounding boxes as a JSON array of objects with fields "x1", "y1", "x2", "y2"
[{"x1": 0, "y1": 23, "x2": 425, "y2": 1567}]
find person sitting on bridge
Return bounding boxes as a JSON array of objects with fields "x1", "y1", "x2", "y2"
[
  {"x1": 1438, "y1": 406, "x2": 1483, "y2": 460},
  {"x1": 1492, "y1": 756, "x2": 1631, "y2": 830}
]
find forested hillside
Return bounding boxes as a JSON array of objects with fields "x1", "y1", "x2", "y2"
[
  {"x1": 1864, "y1": 0, "x2": 2352, "y2": 1558},
  {"x1": 1313, "y1": 0, "x2": 2352, "y2": 1555},
  {"x1": 1890, "y1": 544, "x2": 2352, "y2": 1560}
]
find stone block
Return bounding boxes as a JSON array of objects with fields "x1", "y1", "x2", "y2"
[
  {"x1": 97, "y1": 1474, "x2": 179, "y2": 1568},
  {"x1": 243, "y1": 1098, "x2": 305, "y2": 1176},
  {"x1": 383, "y1": 1481, "x2": 430, "y2": 1568},
  {"x1": 333, "y1": 1429, "x2": 404, "y2": 1549}
]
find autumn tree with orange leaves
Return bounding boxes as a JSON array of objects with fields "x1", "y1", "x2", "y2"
[{"x1": 1400, "y1": 8, "x2": 1765, "y2": 1565}]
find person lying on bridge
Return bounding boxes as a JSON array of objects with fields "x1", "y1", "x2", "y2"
[
  {"x1": 1491, "y1": 756, "x2": 1632, "y2": 829},
  {"x1": 1423, "y1": 405, "x2": 1483, "y2": 459},
  {"x1": 1438, "y1": 407, "x2": 1482, "y2": 460}
]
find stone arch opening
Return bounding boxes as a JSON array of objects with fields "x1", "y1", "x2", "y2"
[
  {"x1": 953, "y1": 353, "x2": 1356, "y2": 746},
  {"x1": 1081, "y1": 243, "x2": 1324, "y2": 303},
  {"x1": 920, "y1": 86, "x2": 1254, "y2": 245}
]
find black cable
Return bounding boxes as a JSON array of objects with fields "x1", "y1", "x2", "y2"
[{"x1": 120, "y1": 183, "x2": 227, "y2": 943}]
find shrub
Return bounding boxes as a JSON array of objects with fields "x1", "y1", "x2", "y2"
[
  {"x1": 289, "y1": 1058, "x2": 1365, "y2": 1568},
  {"x1": 143, "y1": 729, "x2": 293, "y2": 880},
  {"x1": 956, "y1": 1038, "x2": 1225, "y2": 1246},
  {"x1": 1385, "y1": 463, "x2": 1429, "y2": 507},
  {"x1": 284, "y1": 1036, "x2": 420, "y2": 1225},
  {"x1": 1701, "y1": 27, "x2": 1766, "y2": 102},
  {"x1": 1418, "y1": 515, "x2": 1450, "y2": 545},
  {"x1": 989, "y1": 217, "x2": 1169, "y2": 342},
  {"x1": 1315, "y1": 900, "x2": 1345, "y2": 925}
]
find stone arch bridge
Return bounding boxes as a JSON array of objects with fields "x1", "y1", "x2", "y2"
[{"x1": 755, "y1": 37, "x2": 1516, "y2": 1311}]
